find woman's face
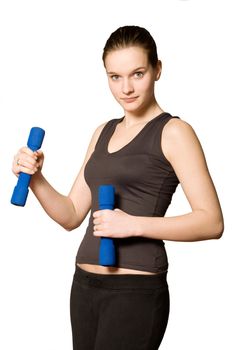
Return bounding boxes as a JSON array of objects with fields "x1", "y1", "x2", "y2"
[{"x1": 104, "y1": 46, "x2": 161, "y2": 115}]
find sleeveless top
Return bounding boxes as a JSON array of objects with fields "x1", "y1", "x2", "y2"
[{"x1": 75, "y1": 112, "x2": 180, "y2": 273}]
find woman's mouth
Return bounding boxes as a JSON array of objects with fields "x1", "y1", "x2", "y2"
[{"x1": 121, "y1": 96, "x2": 139, "y2": 103}]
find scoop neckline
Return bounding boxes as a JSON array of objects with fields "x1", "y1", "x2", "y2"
[{"x1": 106, "y1": 112, "x2": 168, "y2": 155}]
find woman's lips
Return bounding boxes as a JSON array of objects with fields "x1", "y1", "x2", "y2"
[{"x1": 121, "y1": 96, "x2": 138, "y2": 103}]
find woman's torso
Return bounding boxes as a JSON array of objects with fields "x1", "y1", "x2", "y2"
[
  {"x1": 77, "y1": 263, "x2": 159, "y2": 275},
  {"x1": 76, "y1": 112, "x2": 180, "y2": 275}
]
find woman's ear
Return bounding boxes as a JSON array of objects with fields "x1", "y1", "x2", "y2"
[{"x1": 154, "y1": 60, "x2": 162, "y2": 81}]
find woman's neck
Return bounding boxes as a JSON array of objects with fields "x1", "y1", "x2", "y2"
[{"x1": 123, "y1": 101, "x2": 164, "y2": 128}]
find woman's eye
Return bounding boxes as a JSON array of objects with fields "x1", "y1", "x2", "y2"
[
  {"x1": 111, "y1": 75, "x2": 119, "y2": 81},
  {"x1": 134, "y1": 72, "x2": 144, "y2": 78}
]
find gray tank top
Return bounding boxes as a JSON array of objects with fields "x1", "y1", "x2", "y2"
[{"x1": 76, "y1": 112, "x2": 180, "y2": 273}]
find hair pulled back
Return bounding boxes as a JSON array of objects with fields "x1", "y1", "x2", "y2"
[{"x1": 102, "y1": 25, "x2": 158, "y2": 68}]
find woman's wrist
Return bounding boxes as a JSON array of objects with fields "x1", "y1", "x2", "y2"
[
  {"x1": 131, "y1": 215, "x2": 143, "y2": 237},
  {"x1": 30, "y1": 171, "x2": 45, "y2": 190}
]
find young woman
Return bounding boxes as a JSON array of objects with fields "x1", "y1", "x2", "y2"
[{"x1": 12, "y1": 26, "x2": 224, "y2": 350}]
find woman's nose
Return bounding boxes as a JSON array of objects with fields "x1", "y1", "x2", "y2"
[{"x1": 122, "y1": 78, "x2": 134, "y2": 95}]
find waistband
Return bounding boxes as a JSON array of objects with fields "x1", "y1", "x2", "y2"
[{"x1": 74, "y1": 265, "x2": 168, "y2": 290}]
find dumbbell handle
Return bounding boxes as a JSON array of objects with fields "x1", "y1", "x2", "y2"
[
  {"x1": 11, "y1": 127, "x2": 45, "y2": 206},
  {"x1": 98, "y1": 184, "x2": 116, "y2": 266}
]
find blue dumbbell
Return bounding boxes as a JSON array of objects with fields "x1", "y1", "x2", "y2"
[
  {"x1": 11, "y1": 127, "x2": 45, "y2": 206},
  {"x1": 98, "y1": 184, "x2": 116, "y2": 266}
]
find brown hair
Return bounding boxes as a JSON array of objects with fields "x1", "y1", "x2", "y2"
[{"x1": 102, "y1": 25, "x2": 158, "y2": 68}]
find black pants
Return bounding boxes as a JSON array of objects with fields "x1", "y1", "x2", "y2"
[{"x1": 70, "y1": 265, "x2": 170, "y2": 350}]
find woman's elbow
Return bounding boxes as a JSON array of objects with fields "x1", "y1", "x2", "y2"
[
  {"x1": 210, "y1": 215, "x2": 224, "y2": 240},
  {"x1": 64, "y1": 225, "x2": 75, "y2": 232},
  {"x1": 64, "y1": 222, "x2": 80, "y2": 232},
  {"x1": 213, "y1": 219, "x2": 224, "y2": 239},
  {"x1": 61, "y1": 217, "x2": 81, "y2": 231}
]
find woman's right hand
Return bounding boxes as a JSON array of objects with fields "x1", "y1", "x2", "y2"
[{"x1": 12, "y1": 147, "x2": 44, "y2": 177}]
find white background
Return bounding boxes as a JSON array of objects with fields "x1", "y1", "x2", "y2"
[{"x1": 0, "y1": 0, "x2": 232, "y2": 349}]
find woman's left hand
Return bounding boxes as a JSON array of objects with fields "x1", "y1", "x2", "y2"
[{"x1": 93, "y1": 209, "x2": 138, "y2": 238}]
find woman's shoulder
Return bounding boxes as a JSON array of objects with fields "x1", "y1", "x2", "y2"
[
  {"x1": 164, "y1": 116, "x2": 196, "y2": 139},
  {"x1": 94, "y1": 120, "x2": 108, "y2": 135},
  {"x1": 162, "y1": 116, "x2": 200, "y2": 162},
  {"x1": 94, "y1": 117, "x2": 116, "y2": 134},
  {"x1": 90, "y1": 117, "x2": 119, "y2": 145}
]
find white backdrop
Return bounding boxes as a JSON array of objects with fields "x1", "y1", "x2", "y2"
[{"x1": 0, "y1": 0, "x2": 232, "y2": 349}]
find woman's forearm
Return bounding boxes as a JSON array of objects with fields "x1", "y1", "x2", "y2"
[
  {"x1": 29, "y1": 172, "x2": 79, "y2": 230},
  {"x1": 134, "y1": 209, "x2": 224, "y2": 242}
]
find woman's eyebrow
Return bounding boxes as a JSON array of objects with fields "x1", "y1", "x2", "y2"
[
  {"x1": 107, "y1": 66, "x2": 147, "y2": 75},
  {"x1": 132, "y1": 66, "x2": 147, "y2": 72}
]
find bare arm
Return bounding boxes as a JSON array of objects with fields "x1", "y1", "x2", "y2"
[
  {"x1": 12, "y1": 122, "x2": 107, "y2": 231},
  {"x1": 133, "y1": 119, "x2": 224, "y2": 241}
]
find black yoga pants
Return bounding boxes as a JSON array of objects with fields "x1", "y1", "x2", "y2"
[{"x1": 70, "y1": 265, "x2": 169, "y2": 350}]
